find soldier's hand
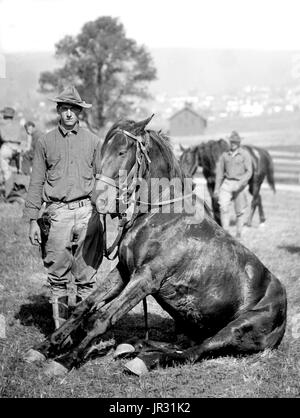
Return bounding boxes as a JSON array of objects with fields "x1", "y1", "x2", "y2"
[{"x1": 29, "y1": 220, "x2": 41, "y2": 246}]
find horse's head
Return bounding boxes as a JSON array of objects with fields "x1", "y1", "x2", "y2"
[
  {"x1": 179, "y1": 146, "x2": 199, "y2": 177},
  {"x1": 94, "y1": 115, "x2": 187, "y2": 215},
  {"x1": 94, "y1": 116, "x2": 154, "y2": 214}
]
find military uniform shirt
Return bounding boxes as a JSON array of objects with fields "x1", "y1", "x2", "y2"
[
  {"x1": 215, "y1": 147, "x2": 253, "y2": 192},
  {"x1": 23, "y1": 123, "x2": 101, "y2": 220}
]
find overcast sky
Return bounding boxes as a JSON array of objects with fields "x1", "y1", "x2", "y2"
[{"x1": 1, "y1": 0, "x2": 300, "y2": 52}]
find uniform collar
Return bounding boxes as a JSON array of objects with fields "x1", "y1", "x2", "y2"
[
  {"x1": 228, "y1": 147, "x2": 241, "y2": 156},
  {"x1": 2, "y1": 118, "x2": 13, "y2": 125},
  {"x1": 58, "y1": 121, "x2": 79, "y2": 137}
]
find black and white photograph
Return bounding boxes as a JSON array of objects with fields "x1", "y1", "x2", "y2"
[{"x1": 0, "y1": 0, "x2": 299, "y2": 400}]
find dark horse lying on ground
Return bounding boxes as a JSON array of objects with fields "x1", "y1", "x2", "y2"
[
  {"x1": 179, "y1": 139, "x2": 276, "y2": 226},
  {"x1": 24, "y1": 117, "x2": 286, "y2": 376}
]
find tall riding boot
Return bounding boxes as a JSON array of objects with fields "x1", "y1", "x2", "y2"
[{"x1": 51, "y1": 296, "x2": 69, "y2": 330}]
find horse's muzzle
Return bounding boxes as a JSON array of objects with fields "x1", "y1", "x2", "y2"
[
  {"x1": 94, "y1": 177, "x2": 117, "y2": 214},
  {"x1": 96, "y1": 196, "x2": 112, "y2": 214}
]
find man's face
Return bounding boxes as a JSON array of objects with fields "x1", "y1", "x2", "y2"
[
  {"x1": 26, "y1": 125, "x2": 34, "y2": 135},
  {"x1": 57, "y1": 104, "x2": 82, "y2": 128},
  {"x1": 230, "y1": 141, "x2": 239, "y2": 151}
]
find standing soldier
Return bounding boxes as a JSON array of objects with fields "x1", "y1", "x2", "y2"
[
  {"x1": 23, "y1": 86, "x2": 103, "y2": 329},
  {"x1": 22, "y1": 121, "x2": 43, "y2": 175},
  {"x1": 214, "y1": 131, "x2": 253, "y2": 238}
]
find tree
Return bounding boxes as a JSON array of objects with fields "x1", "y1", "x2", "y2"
[{"x1": 39, "y1": 16, "x2": 157, "y2": 131}]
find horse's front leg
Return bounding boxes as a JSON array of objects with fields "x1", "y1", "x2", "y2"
[
  {"x1": 246, "y1": 181, "x2": 265, "y2": 227},
  {"x1": 207, "y1": 182, "x2": 222, "y2": 226},
  {"x1": 246, "y1": 184, "x2": 257, "y2": 227},
  {"x1": 212, "y1": 196, "x2": 221, "y2": 226},
  {"x1": 44, "y1": 265, "x2": 155, "y2": 373},
  {"x1": 23, "y1": 263, "x2": 127, "y2": 362}
]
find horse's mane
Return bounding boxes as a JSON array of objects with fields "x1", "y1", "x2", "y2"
[{"x1": 147, "y1": 129, "x2": 185, "y2": 181}]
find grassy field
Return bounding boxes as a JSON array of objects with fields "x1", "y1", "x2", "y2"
[{"x1": 0, "y1": 182, "x2": 300, "y2": 398}]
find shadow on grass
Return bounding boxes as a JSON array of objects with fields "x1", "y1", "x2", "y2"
[
  {"x1": 14, "y1": 294, "x2": 176, "y2": 349},
  {"x1": 278, "y1": 245, "x2": 300, "y2": 254},
  {"x1": 106, "y1": 313, "x2": 175, "y2": 346},
  {"x1": 15, "y1": 294, "x2": 54, "y2": 336}
]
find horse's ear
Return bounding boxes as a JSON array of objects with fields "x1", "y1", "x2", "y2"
[
  {"x1": 180, "y1": 144, "x2": 186, "y2": 152},
  {"x1": 132, "y1": 114, "x2": 155, "y2": 135}
]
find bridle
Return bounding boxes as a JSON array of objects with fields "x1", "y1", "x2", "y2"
[
  {"x1": 97, "y1": 129, "x2": 151, "y2": 209},
  {"x1": 98, "y1": 129, "x2": 194, "y2": 259}
]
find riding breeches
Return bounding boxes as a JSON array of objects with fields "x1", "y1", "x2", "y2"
[
  {"x1": 218, "y1": 179, "x2": 248, "y2": 231},
  {"x1": 43, "y1": 202, "x2": 103, "y2": 300}
]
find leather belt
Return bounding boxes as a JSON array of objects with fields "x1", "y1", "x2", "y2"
[
  {"x1": 67, "y1": 198, "x2": 91, "y2": 210},
  {"x1": 46, "y1": 198, "x2": 91, "y2": 210}
]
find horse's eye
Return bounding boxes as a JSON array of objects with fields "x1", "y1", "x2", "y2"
[{"x1": 119, "y1": 150, "x2": 126, "y2": 156}]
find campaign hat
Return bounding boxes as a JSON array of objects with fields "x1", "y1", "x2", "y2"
[{"x1": 50, "y1": 85, "x2": 92, "y2": 109}]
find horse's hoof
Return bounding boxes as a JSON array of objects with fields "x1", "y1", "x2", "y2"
[
  {"x1": 124, "y1": 357, "x2": 149, "y2": 376},
  {"x1": 23, "y1": 349, "x2": 46, "y2": 364},
  {"x1": 114, "y1": 343, "x2": 135, "y2": 359},
  {"x1": 259, "y1": 222, "x2": 266, "y2": 228},
  {"x1": 43, "y1": 360, "x2": 68, "y2": 377}
]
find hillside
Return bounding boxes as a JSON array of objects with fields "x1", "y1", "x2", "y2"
[
  {"x1": 150, "y1": 49, "x2": 298, "y2": 95},
  {"x1": 0, "y1": 49, "x2": 299, "y2": 109}
]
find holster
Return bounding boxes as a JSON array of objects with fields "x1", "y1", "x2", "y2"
[{"x1": 37, "y1": 212, "x2": 51, "y2": 259}]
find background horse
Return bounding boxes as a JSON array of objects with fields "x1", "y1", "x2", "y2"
[
  {"x1": 179, "y1": 139, "x2": 276, "y2": 227},
  {"x1": 24, "y1": 117, "x2": 286, "y2": 377},
  {"x1": 0, "y1": 141, "x2": 30, "y2": 204}
]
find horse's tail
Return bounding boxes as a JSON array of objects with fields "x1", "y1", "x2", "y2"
[{"x1": 265, "y1": 151, "x2": 276, "y2": 193}]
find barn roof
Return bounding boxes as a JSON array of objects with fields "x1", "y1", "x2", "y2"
[{"x1": 169, "y1": 105, "x2": 207, "y2": 122}]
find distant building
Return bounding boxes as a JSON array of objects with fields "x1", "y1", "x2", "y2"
[{"x1": 169, "y1": 104, "x2": 207, "y2": 136}]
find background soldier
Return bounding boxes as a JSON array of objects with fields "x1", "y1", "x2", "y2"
[
  {"x1": 23, "y1": 86, "x2": 103, "y2": 329},
  {"x1": 214, "y1": 131, "x2": 253, "y2": 238},
  {"x1": 22, "y1": 121, "x2": 43, "y2": 175},
  {"x1": 0, "y1": 107, "x2": 23, "y2": 196}
]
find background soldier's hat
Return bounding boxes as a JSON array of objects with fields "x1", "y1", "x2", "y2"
[
  {"x1": 228, "y1": 131, "x2": 243, "y2": 143},
  {"x1": 0, "y1": 106, "x2": 15, "y2": 118},
  {"x1": 50, "y1": 85, "x2": 92, "y2": 109}
]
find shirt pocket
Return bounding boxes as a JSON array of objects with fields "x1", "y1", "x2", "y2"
[
  {"x1": 234, "y1": 154, "x2": 244, "y2": 165},
  {"x1": 46, "y1": 155, "x2": 62, "y2": 182}
]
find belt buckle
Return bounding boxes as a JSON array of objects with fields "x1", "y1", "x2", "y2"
[{"x1": 68, "y1": 201, "x2": 77, "y2": 210}]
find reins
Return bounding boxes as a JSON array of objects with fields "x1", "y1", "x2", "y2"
[
  {"x1": 100, "y1": 129, "x2": 150, "y2": 260},
  {"x1": 102, "y1": 213, "x2": 128, "y2": 260}
]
